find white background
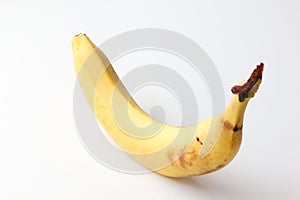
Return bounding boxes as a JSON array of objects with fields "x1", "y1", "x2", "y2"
[{"x1": 1, "y1": 0, "x2": 300, "y2": 199}]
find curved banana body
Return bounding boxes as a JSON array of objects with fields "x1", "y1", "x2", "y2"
[{"x1": 72, "y1": 34, "x2": 263, "y2": 177}]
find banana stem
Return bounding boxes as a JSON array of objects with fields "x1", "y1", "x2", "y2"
[{"x1": 224, "y1": 63, "x2": 264, "y2": 129}]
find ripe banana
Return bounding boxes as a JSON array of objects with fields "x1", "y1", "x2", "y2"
[{"x1": 72, "y1": 33, "x2": 264, "y2": 177}]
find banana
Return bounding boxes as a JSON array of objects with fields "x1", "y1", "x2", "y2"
[{"x1": 72, "y1": 33, "x2": 264, "y2": 177}]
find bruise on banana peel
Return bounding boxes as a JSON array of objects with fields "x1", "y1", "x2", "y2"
[{"x1": 72, "y1": 34, "x2": 264, "y2": 178}]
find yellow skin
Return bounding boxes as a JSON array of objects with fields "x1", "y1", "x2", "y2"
[{"x1": 72, "y1": 34, "x2": 263, "y2": 177}]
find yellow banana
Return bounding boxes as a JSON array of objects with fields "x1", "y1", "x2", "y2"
[{"x1": 72, "y1": 33, "x2": 264, "y2": 177}]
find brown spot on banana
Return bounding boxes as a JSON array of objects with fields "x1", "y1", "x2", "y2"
[
  {"x1": 196, "y1": 137, "x2": 203, "y2": 145},
  {"x1": 167, "y1": 151, "x2": 174, "y2": 163},
  {"x1": 223, "y1": 121, "x2": 234, "y2": 130},
  {"x1": 179, "y1": 152, "x2": 186, "y2": 168},
  {"x1": 233, "y1": 124, "x2": 243, "y2": 132},
  {"x1": 168, "y1": 147, "x2": 190, "y2": 167},
  {"x1": 186, "y1": 150, "x2": 198, "y2": 162},
  {"x1": 223, "y1": 121, "x2": 243, "y2": 132},
  {"x1": 177, "y1": 148, "x2": 199, "y2": 169}
]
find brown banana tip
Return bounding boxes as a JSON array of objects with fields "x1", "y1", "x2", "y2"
[
  {"x1": 74, "y1": 33, "x2": 87, "y2": 38},
  {"x1": 231, "y1": 63, "x2": 264, "y2": 102}
]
